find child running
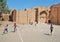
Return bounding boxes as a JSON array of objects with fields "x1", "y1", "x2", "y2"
[
  {"x1": 3, "y1": 24, "x2": 8, "y2": 34},
  {"x1": 50, "y1": 23, "x2": 54, "y2": 35},
  {"x1": 13, "y1": 23, "x2": 17, "y2": 32}
]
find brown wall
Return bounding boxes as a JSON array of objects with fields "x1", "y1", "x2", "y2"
[
  {"x1": 2, "y1": 14, "x2": 9, "y2": 21},
  {"x1": 50, "y1": 4, "x2": 60, "y2": 24},
  {"x1": 16, "y1": 9, "x2": 36, "y2": 24}
]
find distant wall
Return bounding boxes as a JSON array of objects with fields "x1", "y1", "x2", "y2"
[{"x1": 2, "y1": 6, "x2": 50, "y2": 24}]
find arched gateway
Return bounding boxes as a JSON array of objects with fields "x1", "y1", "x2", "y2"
[
  {"x1": 39, "y1": 11, "x2": 47, "y2": 23},
  {"x1": 9, "y1": 10, "x2": 16, "y2": 22}
]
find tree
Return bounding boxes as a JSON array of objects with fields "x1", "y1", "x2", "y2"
[{"x1": 0, "y1": 0, "x2": 10, "y2": 14}]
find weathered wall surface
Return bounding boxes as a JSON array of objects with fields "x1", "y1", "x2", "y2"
[
  {"x1": 50, "y1": 4, "x2": 60, "y2": 24},
  {"x1": 2, "y1": 14, "x2": 9, "y2": 21},
  {"x1": 2, "y1": 6, "x2": 50, "y2": 24},
  {"x1": 33, "y1": 6, "x2": 50, "y2": 24},
  {"x1": 16, "y1": 9, "x2": 36, "y2": 24}
]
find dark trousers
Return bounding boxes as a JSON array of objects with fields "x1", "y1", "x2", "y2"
[{"x1": 3, "y1": 28, "x2": 8, "y2": 33}]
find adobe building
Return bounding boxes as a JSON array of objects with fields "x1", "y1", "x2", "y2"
[
  {"x1": 1, "y1": 4, "x2": 60, "y2": 25},
  {"x1": 49, "y1": 4, "x2": 60, "y2": 24},
  {"x1": 1, "y1": 6, "x2": 50, "y2": 24},
  {"x1": 33, "y1": 6, "x2": 50, "y2": 24},
  {"x1": 9, "y1": 9, "x2": 16, "y2": 22},
  {"x1": 8, "y1": 6, "x2": 50, "y2": 24}
]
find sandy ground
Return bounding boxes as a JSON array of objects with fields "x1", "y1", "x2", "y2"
[{"x1": 0, "y1": 21, "x2": 60, "y2": 42}]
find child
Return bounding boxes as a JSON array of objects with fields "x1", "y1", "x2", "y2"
[
  {"x1": 13, "y1": 23, "x2": 17, "y2": 32},
  {"x1": 3, "y1": 24, "x2": 8, "y2": 34},
  {"x1": 50, "y1": 23, "x2": 53, "y2": 35}
]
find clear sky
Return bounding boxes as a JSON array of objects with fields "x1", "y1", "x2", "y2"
[{"x1": 7, "y1": 0, "x2": 60, "y2": 10}]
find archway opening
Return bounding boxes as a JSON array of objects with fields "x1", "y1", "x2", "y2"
[
  {"x1": 9, "y1": 10, "x2": 16, "y2": 22},
  {"x1": 40, "y1": 11, "x2": 47, "y2": 23}
]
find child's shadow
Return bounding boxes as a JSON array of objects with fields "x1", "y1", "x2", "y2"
[
  {"x1": 1, "y1": 33, "x2": 7, "y2": 35},
  {"x1": 10, "y1": 31, "x2": 15, "y2": 32},
  {"x1": 44, "y1": 33, "x2": 51, "y2": 36}
]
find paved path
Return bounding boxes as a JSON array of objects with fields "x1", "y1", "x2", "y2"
[{"x1": 0, "y1": 21, "x2": 60, "y2": 42}]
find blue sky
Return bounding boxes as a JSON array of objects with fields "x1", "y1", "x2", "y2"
[{"x1": 7, "y1": 0, "x2": 60, "y2": 10}]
